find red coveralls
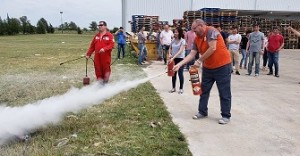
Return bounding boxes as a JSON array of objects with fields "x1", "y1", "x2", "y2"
[{"x1": 86, "y1": 32, "x2": 114, "y2": 82}]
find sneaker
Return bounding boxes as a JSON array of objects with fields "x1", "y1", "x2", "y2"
[
  {"x1": 267, "y1": 72, "x2": 273, "y2": 75},
  {"x1": 192, "y1": 113, "x2": 207, "y2": 119},
  {"x1": 255, "y1": 73, "x2": 259, "y2": 77},
  {"x1": 178, "y1": 89, "x2": 183, "y2": 94},
  {"x1": 235, "y1": 71, "x2": 240, "y2": 75},
  {"x1": 168, "y1": 88, "x2": 176, "y2": 93},
  {"x1": 218, "y1": 117, "x2": 230, "y2": 124}
]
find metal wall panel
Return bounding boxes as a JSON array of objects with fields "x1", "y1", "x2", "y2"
[{"x1": 192, "y1": 0, "x2": 256, "y2": 10}]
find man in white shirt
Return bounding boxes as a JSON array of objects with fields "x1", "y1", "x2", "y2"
[
  {"x1": 228, "y1": 26, "x2": 242, "y2": 75},
  {"x1": 160, "y1": 24, "x2": 174, "y2": 64}
]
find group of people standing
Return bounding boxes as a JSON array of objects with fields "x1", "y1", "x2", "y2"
[{"x1": 221, "y1": 24, "x2": 284, "y2": 77}]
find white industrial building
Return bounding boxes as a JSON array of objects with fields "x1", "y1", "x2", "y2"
[{"x1": 121, "y1": 0, "x2": 300, "y2": 31}]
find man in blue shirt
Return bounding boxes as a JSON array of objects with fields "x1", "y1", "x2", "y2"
[{"x1": 115, "y1": 27, "x2": 127, "y2": 59}]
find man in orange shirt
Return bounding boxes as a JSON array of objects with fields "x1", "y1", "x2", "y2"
[{"x1": 173, "y1": 19, "x2": 232, "y2": 124}]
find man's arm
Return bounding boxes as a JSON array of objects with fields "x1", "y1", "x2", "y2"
[
  {"x1": 277, "y1": 36, "x2": 284, "y2": 51},
  {"x1": 288, "y1": 26, "x2": 300, "y2": 37},
  {"x1": 175, "y1": 49, "x2": 197, "y2": 68},
  {"x1": 197, "y1": 40, "x2": 217, "y2": 62},
  {"x1": 86, "y1": 36, "x2": 96, "y2": 57}
]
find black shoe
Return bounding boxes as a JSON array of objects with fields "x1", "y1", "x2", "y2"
[
  {"x1": 245, "y1": 73, "x2": 251, "y2": 76},
  {"x1": 267, "y1": 72, "x2": 273, "y2": 75},
  {"x1": 236, "y1": 71, "x2": 240, "y2": 75},
  {"x1": 275, "y1": 75, "x2": 280, "y2": 78}
]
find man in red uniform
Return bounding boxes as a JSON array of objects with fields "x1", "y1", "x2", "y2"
[
  {"x1": 86, "y1": 21, "x2": 114, "y2": 84},
  {"x1": 266, "y1": 27, "x2": 284, "y2": 77}
]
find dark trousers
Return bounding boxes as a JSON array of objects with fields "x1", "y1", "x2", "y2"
[
  {"x1": 172, "y1": 58, "x2": 184, "y2": 89},
  {"x1": 263, "y1": 48, "x2": 268, "y2": 67},
  {"x1": 198, "y1": 64, "x2": 232, "y2": 118},
  {"x1": 268, "y1": 51, "x2": 279, "y2": 75},
  {"x1": 117, "y1": 43, "x2": 125, "y2": 59}
]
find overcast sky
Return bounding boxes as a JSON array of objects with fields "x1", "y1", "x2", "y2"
[{"x1": 0, "y1": 0, "x2": 122, "y2": 29}]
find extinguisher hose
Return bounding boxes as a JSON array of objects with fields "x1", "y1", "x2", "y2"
[{"x1": 85, "y1": 58, "x2": 88, "y2": 77}]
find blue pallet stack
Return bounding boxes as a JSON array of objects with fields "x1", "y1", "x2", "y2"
[
  {"x1": 131, "y1": 15, "x2": 145, "y2": 33},
  {"x1": 200, "y1": 8, "x2": 220, "y2": 26},
  {"x1": 219, "y1": 10, "x2": 238, "y2": 31}
]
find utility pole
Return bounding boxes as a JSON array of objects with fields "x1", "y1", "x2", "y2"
[{"x1": 60, "y1": 11, "x2": 63, "y2": 34}]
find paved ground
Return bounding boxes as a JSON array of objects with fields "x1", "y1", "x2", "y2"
[{"x1": 143, "y1": 50, "x2": 300, "y2": 156}]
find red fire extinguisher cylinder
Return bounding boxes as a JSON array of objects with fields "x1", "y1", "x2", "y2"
[
  {"x1": 189, "y1": 65, "x2": 202, "y2": 95},
  {"x1": 167, "y1": 61, "x2": 175, "y2": 77}
]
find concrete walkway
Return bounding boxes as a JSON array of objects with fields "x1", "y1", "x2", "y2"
[{"x1": 143, "y1": 50, "x2": 300, "y2": 156}]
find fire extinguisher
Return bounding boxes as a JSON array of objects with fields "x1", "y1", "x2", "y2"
[
  {"x1": 167, "y1": 60, "x2": 175, "y2": 77},
  {"x1": 189, "y1": 65, "x2": 202, "y2": 95},
  {"x1": 83, "y1": 58, "x2": 90, "y2": 86}
]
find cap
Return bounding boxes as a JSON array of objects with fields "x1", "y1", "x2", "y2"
[{"x1": 120, "y1": 27, "x2": 123, "y2": 29}]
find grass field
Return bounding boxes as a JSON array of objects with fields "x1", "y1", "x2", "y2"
[{"x1": 0, "y1": 34, "x2": 192, "y2": 155}]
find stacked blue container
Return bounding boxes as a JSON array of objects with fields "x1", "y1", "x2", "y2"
[
  {"x1": 131, "y1": 15, "x2": 145, "y2": 33},
  {"x1": 200, "y1": 8, "x2": 220, "y2": 26}
]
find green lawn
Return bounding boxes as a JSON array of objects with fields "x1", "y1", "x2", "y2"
[{"x1": 0, "y1": 34, "x2": 191, "y2": 155}]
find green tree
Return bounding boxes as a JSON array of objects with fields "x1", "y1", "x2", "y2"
[
  {"x1": 63, "y1": 22, "x2": 69, "y2": 30},
  {"x1": 83, "y1": 28, "x2": 88, "y2": 32},
  {"x1": 39, "y1": 18, "x2": 49, "y2": 33},
  {"x1": 111, "y1": 27, "x2": 119, "y2": 33},
  {"x1": 36, "y1": 20, "x2": 46, "y2": 34},
  {"x1": 27, "y1": 22, "x2": 35, "y2": 34},
  {"x1": 48, "y1": 23, "x2": 54, "y2": 33},
  {"x1": 69, "y1": 21, "x2": 77, "y2": 30},
  {"x1": 77, "y1": 27, "x2": 82, "y2": 34},
  {"x1": 0, "y1": 17, "x2": 4, "y2": 35},
  {"x1": 10, "y1": 18, "x2": 20, "y2": 35},
  {"x1": 89, "y1": 21, "x2": 97, "y2": 31},
  {"x1": 20, "y1": 16, "x2": 28, "y2": 34}
]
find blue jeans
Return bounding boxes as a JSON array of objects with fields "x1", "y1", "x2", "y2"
[
  {"x1": 138, "y1": 43, "x2": 147, "y2": 64},
  {"x1": 157, "y1": 43, "x2": 162, "y2": 58},
  {"x1": 118, "y1": 43, "x2": 125, "y2": 59},
  {"x1": 198, "y1": 64, "x2": 232, "y2": 118},
  {"x1": 240, "y1": 49, "x2": 248, "y2": 68},
  {"x1": 162, "y1": 45, "x2": 170, "y2": 64},
  {"x1": 248, "y1": 52, "x2": 260, "y2": 74},
  {"x1": 267, "y1": 51, "x2": 279, "y2": 75}
]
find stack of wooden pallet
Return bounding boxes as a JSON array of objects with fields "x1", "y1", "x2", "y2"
[
  {"x1": 130, "y1": 15, "x2": 159, "y2": 33},
  {"x1": 183, "y1": 11, "x2": 202, "y2": 30},
  {"x1": 219, "y1": 10, "x2": 238, "y2": 31}
]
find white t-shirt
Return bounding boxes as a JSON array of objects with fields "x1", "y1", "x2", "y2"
[
  {"x1": 228, "y1": 34, "x2": 241, "y2": 50},
  {"x1": 160, "y1": 30, "x2": 173, "y2": 45}
]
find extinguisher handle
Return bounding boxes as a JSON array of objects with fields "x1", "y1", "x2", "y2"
[{"x1": 85, "y1": 58, "x2": 88, "y2": 77}]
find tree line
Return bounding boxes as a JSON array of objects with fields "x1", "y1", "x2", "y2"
[{"x1": 0, "y1": 15, "x2": 106, "y2": 36}]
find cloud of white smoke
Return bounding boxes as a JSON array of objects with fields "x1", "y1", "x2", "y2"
[{"x1": 0, "y1": 76, "x2": 157, "y2": 145}]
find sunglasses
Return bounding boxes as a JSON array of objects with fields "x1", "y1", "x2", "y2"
[{"x1": 98, "y1": 24, "x2": 104, "y2": 26}]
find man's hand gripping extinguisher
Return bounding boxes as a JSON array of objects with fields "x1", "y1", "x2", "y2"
[{"x1": 189, "y1": 65, "x2": 202, "y2": 95}]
